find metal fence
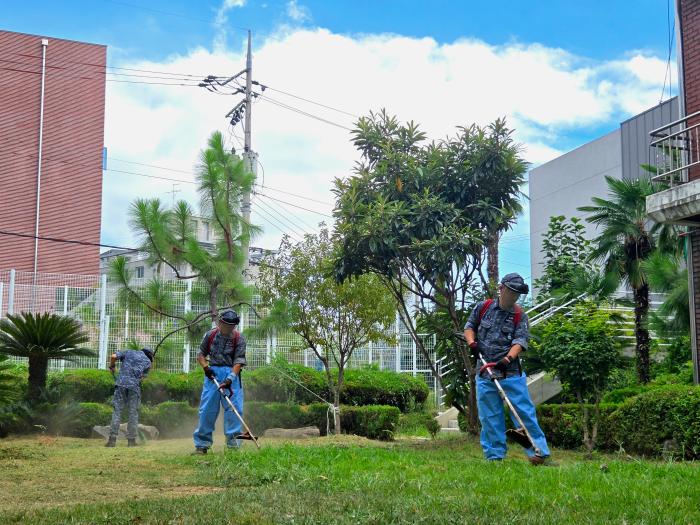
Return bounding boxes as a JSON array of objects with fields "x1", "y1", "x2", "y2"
[{"x1": 0, "y1": 269, "x2": 438, "y2": 397}]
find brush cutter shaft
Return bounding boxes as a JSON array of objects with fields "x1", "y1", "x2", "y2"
[
  {"x1": 212, "y1": 377, "x2": 261, "y2": 449},
  {"x1": 479, "y1": 357, "x2": 542, "y2": 457}
]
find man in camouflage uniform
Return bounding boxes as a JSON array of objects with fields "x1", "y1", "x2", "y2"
[
  {"x1": 106, "y1": 347, "x2": 153, "y2": 447},
  {"x1": 192, "y1": 309, "x2": 247, "y2": 454},
  {"x1": 464, "y1": 273, "x2": 550, "y2": 464}
]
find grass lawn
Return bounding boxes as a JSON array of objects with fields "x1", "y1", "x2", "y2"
[{"x1": 1, "y1": 433, "x2": 699, "y2": 524}]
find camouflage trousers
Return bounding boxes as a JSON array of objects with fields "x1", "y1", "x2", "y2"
[{"x1": 109, "y1": 386, "x2": 141, "y2": 440}]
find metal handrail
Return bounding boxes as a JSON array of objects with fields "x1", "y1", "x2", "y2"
[{"x1": 650, "y1": 110, "x2": 700, "y2": 185}]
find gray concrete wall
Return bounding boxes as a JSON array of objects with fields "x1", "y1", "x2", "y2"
[
  {"x1": 621, "y1": 97, "x2": 679, "y2": 181},
  {"x1": 529, "y1": 129, "x2": 622, "y2": 288}
]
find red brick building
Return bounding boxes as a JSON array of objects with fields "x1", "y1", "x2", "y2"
[
  {"x1": 646, "y1": 0, "x2": 700, "y2": 383},
  {"x1": 0, "y1": 30, "x2": 105, "y2": 275}
]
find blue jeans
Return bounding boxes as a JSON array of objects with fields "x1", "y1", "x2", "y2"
[
  {"x1": 193, "y1": 366, "x2": 244, "y2": 449},
  {"x1": 476, "y1": 373, "x2": 550, "y2": 460}
]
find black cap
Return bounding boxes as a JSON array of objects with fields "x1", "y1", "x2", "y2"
[
  {"x1": 501, "y1": 273, "x2": 529, "y2": 295},
  {"x1": 219, "y1": 309, "x2": 240, "y2": 326},
  {"x1": 141, "y1": 348, "x2": 154, "y2": 361}
]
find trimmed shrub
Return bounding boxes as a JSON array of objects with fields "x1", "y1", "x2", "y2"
[
  {"x1": 141, "y1": 371, "x2": 202, "y2": 406},
  {"x1": 246, "y1": 364, "x2": 428, "y2": 412},
  {"x1": 602, "y1": 386, "x2": 654, "y2": 404},
  {"x1": 536, "y1": 403, "x2": 618, "y2": 450},
  {"x1": 245, "y1": 402, "x2": 399, "y2": 440},
  {"x1": 609, "y1": 386, "x2": 700, "y2": 459},
  {"x1": 47, "y1": 369, "x2": 114, "y2": 403},
  {"x1": 245, "y1": 364, "x2": 328, "y2": 404},
  {"x1": 342, "y1": 368, "x2": 429, "y2": 412},
  {"x1": 140, "y1": 401, "x2": 198, "y2": 438},
  {"x1": 341, "y1": 405, "x2": 399, "y2": 440}
]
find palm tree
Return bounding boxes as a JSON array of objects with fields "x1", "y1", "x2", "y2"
[
  {"x1": 0, "y1": 313, "x2": 93, "y2": 401},
  {"x1": 578, "y1": 176, "x2": 677, "y2": 383},
  {"x1": 642, "y1": 249, "x2": 689, "y2": 337}
]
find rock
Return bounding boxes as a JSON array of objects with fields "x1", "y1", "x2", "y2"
[
  {"x1": 262, "y1": 426, "x2": 321, "y2": 439},
  {"x1": 92, "y1": 423, "x2": 160, "y2": 440}
]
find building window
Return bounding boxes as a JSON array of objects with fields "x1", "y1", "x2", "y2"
[
  {"x1": 136, "y1": 266, "x2": 144, "y2": 279},
  {"x1": 203, "y1": 221, "x2": 210, "y2": 241}
]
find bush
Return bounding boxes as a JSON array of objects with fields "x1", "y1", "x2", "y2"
[
  {"x1": 536, "y1": 403, "x2": 618, "y2": 450},
  {"x1": 33, "y1": 402, "x2": 112, "y2": 438},
  {"x1": 245, "y1": 363, "x2": 328, "y2": 404},
  {"x1": 609, "y1": 386, "x2": 700, "y2": 459},
  {"x1": 140, "y1": 401, "x2": 198, "y2": 438},
  {"x1": 397, "y1": 411, "x2": 435, "y2": 435},
  {"x1": 342, "y1": 368, "x2": 429, "y2": 412},
  {"x1": 245, "y1": 402, "x2": 399, "y2": 440},
  {"x1": 46, "y1": 369, "x2": 114, "y2": 403},
  {"x1": 141, "y1": 371, "x2": 202, "y2": 406},
  {"x1": 602, "y1": 386, "x2": 654, "y2": 404},
  {"x1": 246, "y1": 363, "x2": 428, "y2": 412},
  {"x1": 46, "y1": 369, "x2": 205, "y2": 407}
]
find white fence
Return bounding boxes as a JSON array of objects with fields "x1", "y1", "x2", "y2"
[{"x1": 0, "y1": 269, "x2": 438, "y2": 396}]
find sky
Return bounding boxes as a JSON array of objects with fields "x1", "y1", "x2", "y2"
[{"x1": 2, "y1": 0, "x2": 679, "y2": 282}]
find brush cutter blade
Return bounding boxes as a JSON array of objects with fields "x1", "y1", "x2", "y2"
[
  {"x1": 235, "y1": 431, "x2": 255, "y2": 441},
  {"x1": 506, "y1": 428, "x2": 534, "y2": 449}
]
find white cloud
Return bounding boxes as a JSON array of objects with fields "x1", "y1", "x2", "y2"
[
  {"x1": 287, "y1": 0, "x2": 311, "y2": 23},
  {"x1": 214, "y1": 0, "x2": 247, "y2": 50},
  {"x1": 102, "y1": 27, "x2": 671, "y2": 252}
]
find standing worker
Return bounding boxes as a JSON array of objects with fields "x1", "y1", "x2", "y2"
[
  {"x1": 464, "y1": 273, "x2": 550, "y2": 465},
  {"x1": 106, "y1": 347, "x2": 154, "y2": 447},
  {"x1": 193, "y1": 309, "x2": 249, "y2": 454}
]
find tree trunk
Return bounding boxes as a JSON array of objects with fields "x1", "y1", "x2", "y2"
[
  {"x1": 633, "y1": 284, "x2": 651, "y2": 384},
  {"x1": 334, "y1": 367, "x2": 344, "y2": 434},
  {"x1": 27, "y1": 355, "x2": 49, "y2": 403},
  {"x1": 577, "y1": 392, "x2": 592, "y2": 455},
  {"x1": 486, "y1": 229, "x2": 500, "y2": 297}
]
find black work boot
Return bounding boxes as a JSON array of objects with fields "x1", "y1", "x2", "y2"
[
  {"x1": 127, "y1": 439, "x2": 137, "y2": 447},
  {"x1": 105, "y1": 436, "x2": 116, "y2": 448},
  {"x1": 192, "y1": 447, "x2": 208, "y2": 455}
]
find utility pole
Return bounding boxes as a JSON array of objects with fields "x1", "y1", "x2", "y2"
[
  {"x1": 241, "y1": 30, "x2": 257, "y2": 278},
  {"x1": 199, "y1": 30, "x2": 257, "y2": 278}
]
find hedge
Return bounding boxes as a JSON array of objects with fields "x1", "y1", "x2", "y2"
[
  {"x1": 139, "y1": 401, "x2": 198, "y2": 438},
  {"x1": 245, "y1": 364, "x2": 428, "y2": 412},
  {"x1": 245, "y1": 401, "x2": 399, "y2": 440},
  {"x1": 45, "y1": 365, "x2": 429, "y2": 415},
  {"x1": 609, "y1": 386, "x2": 700, "y2": 459},
  {"x1": 46, "y1": 369, "x2": 205, "y2": 406},
  {"x1": 456, "y1": 386, "x2": 700, "y2": 459}
]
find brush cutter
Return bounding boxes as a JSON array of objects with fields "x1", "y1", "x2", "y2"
[
  {"x1": 478, "y1": 356, "x2": 542, "y2": 456},
  {"x1": 451, "y1": 331, "x2": 541, "y2": 456},
  {"x1": 212, "y1": 377, "x2": 261, "y2": 450}
]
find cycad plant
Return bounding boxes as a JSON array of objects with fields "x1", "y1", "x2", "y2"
[{"x1": 0, "y1": 313, "x2": 92, "y2": 401}]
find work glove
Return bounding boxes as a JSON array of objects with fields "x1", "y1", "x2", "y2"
[
  {"x1": 203, "y1": 366, "x2": 215, "y2": 380},
  {"x1": 494, "y1": 355, "x2": 514, "y2": 373},
  {"x1": 218, "y1": 377, "x2": 233, "y2": 396},
  {"x1": 468, "y1": 341, "x2": 478, "y2": 359}
]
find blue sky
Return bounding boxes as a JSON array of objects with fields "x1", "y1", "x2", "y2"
[{"x1": 3, "y1": 0, "x2": 679, "y2": 283}]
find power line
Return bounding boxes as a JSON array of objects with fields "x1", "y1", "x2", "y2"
[
  {"x1": 254, "y1": 193, "x2": 312, "y2": 234},
  {"x1": 660, "y1": 0, "x2": 676, "y2": 103},
  {"x1": 254, "y1": 192, "x2": 334, "y2": 218},
  {"x1": 0, "y1": 229, "x2": 137, "y2": 252},
  {"x1": 254, "y1": 82, "x2": 359, "y2": 118},
  {"x1": 258, "y1": 95, "x2": 353, "y2": 131},
  {"x1": 259, "y1": 184, "x2": 333, "y2": 206},
  {"x1": 255, "y1": 192, "x2": 321, "y2": 233},
  {"x1": 253, "y1": 205, "x2": 303, "y2": 242}
]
